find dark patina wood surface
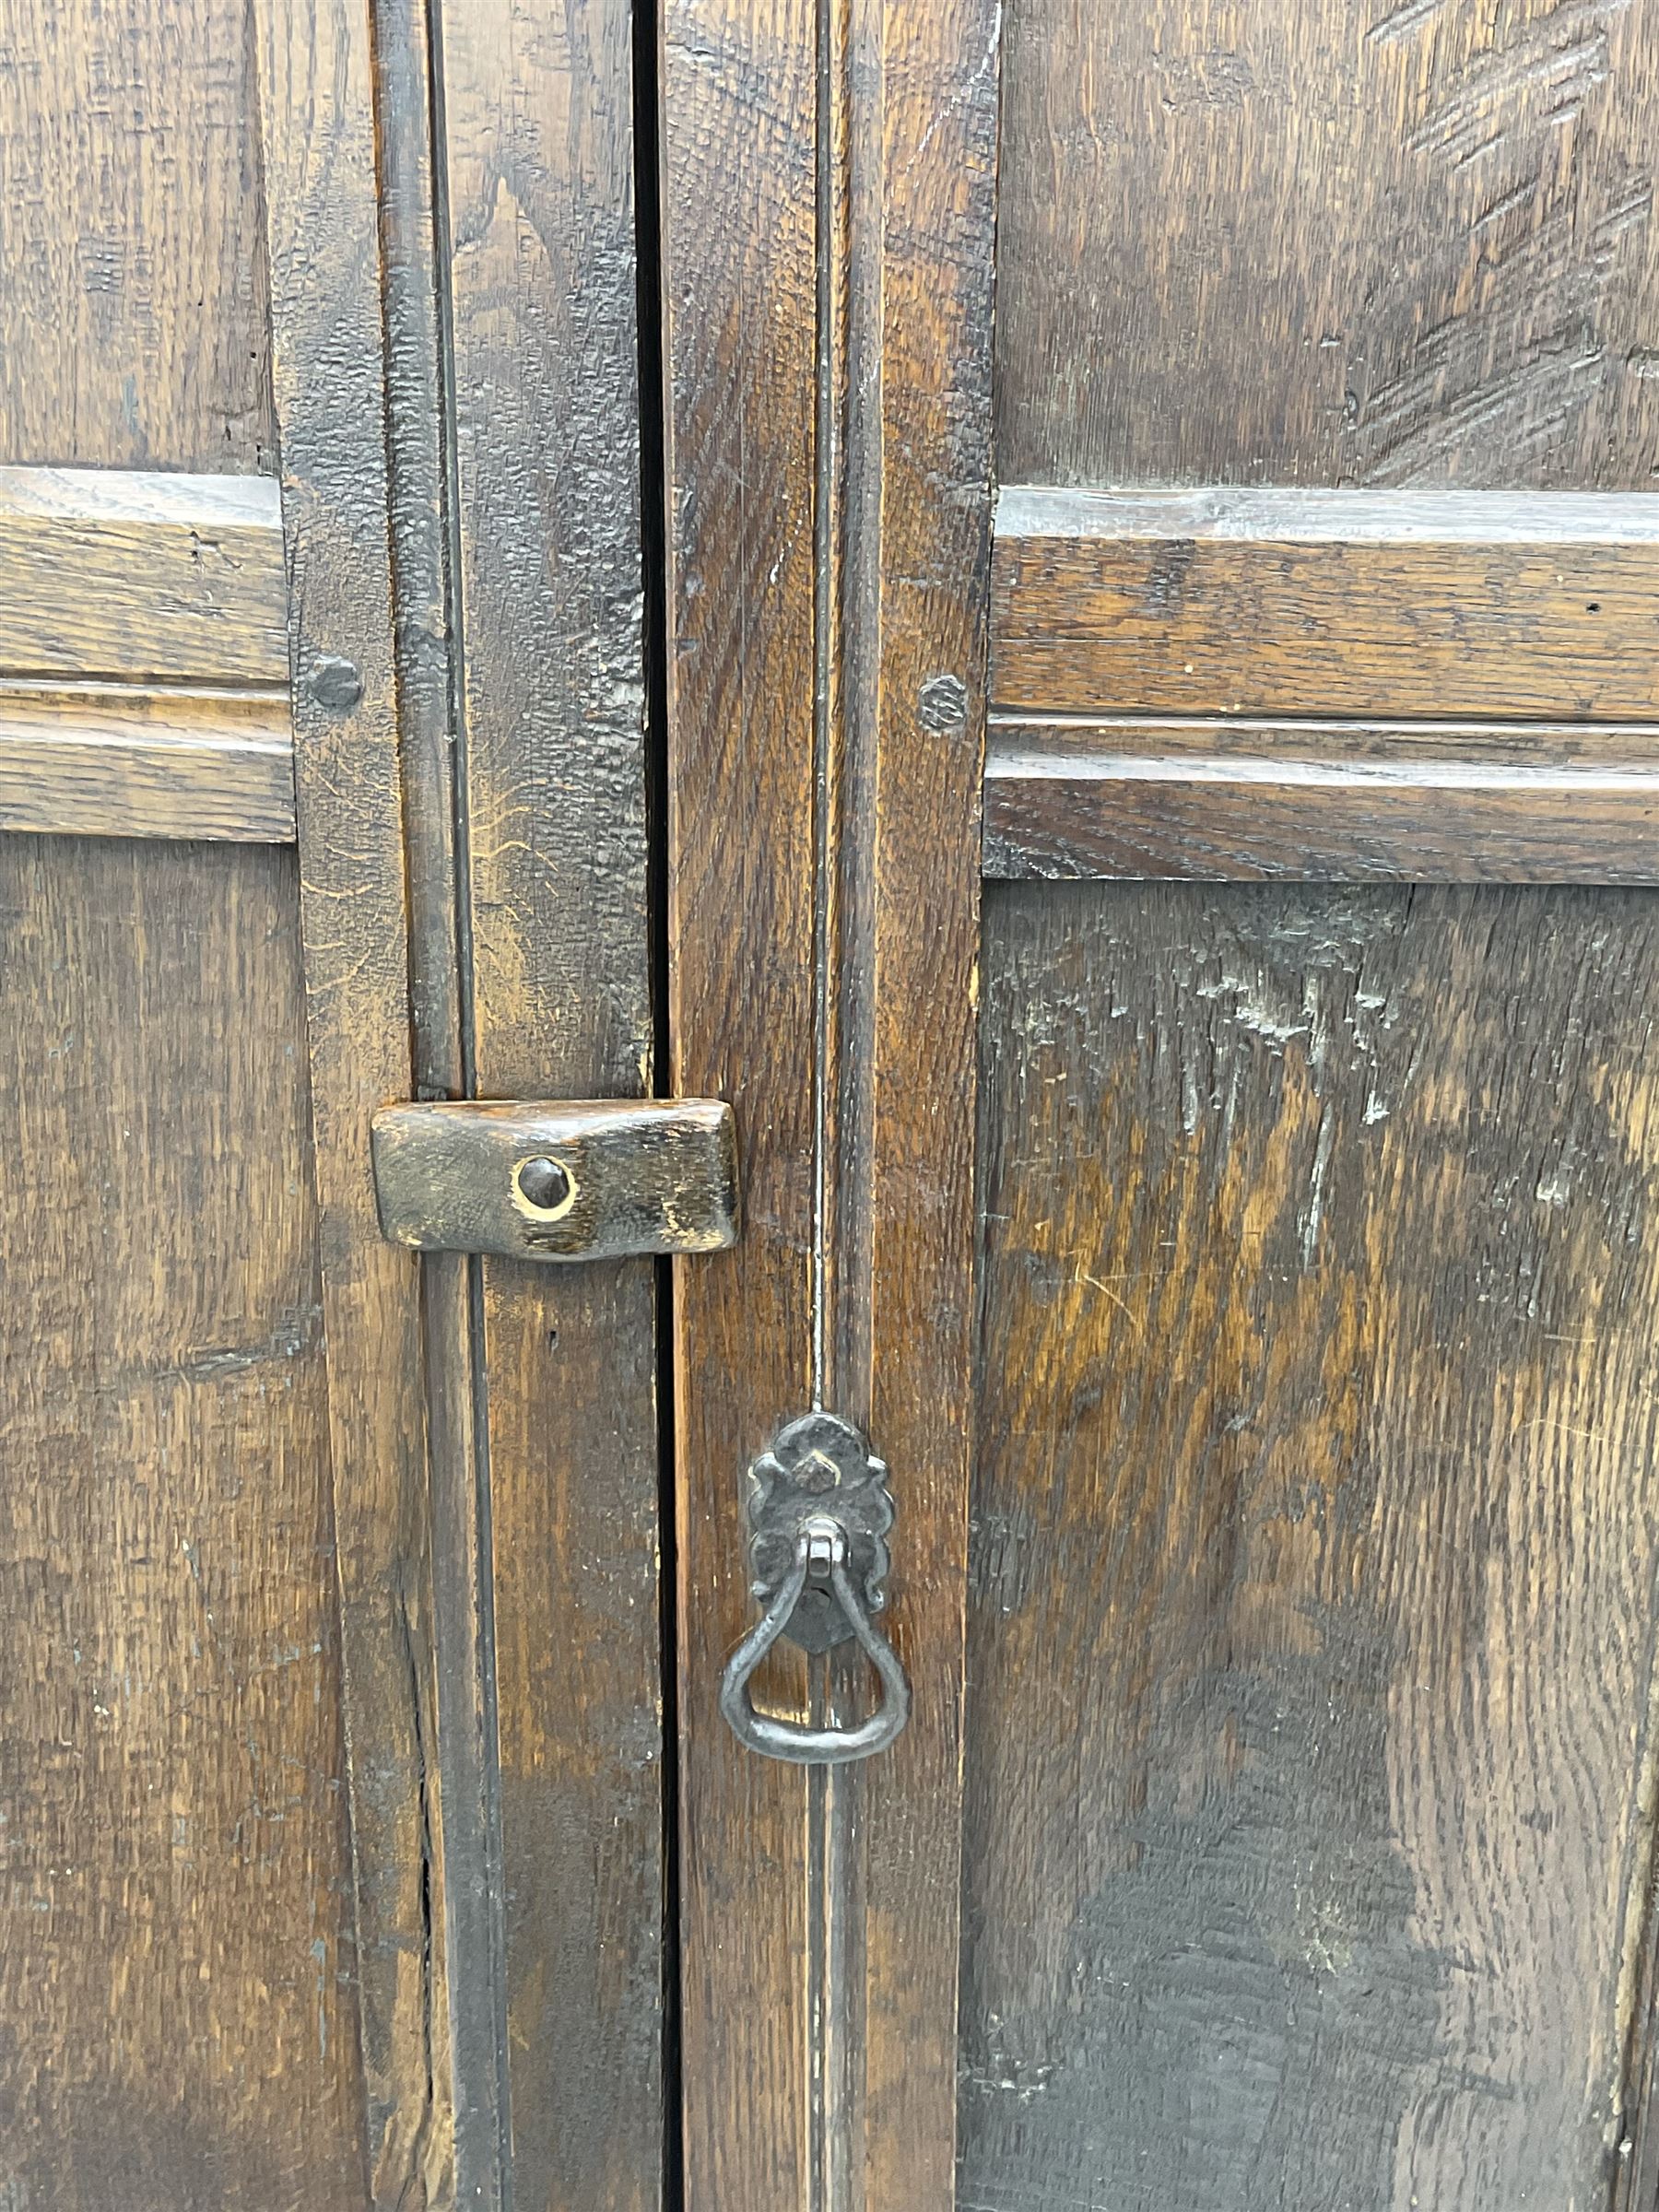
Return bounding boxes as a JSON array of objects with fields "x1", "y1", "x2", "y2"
[
  {"x1": 253, "y1": 2, "x2": 455, "y2": 2193},
  {"x1": 431, "y1": 9, "x2": 665, "y2": 2197},
  {"x1": 661, "y1": 0, "x2": 1000, "y2": 2202},
  {"x1": 0, "y1": 0, "x2": 275, "y2": 473},
  {"x1": 994, "y1": 0, "x2": 1659, "y2": 492},
  {"x1": 0, "y1": 837, "x2": 367, "y2": 2208},
  {"x1": 985, "y1": 719, "x2": 1659, "y2": 884},
  {"x1": 963, "y1": 0, "x2": 1659, "y2": 2204},
  {"x1": 0, "y1": 0, "x2": 665, "y2": 2204},
  {"x1": 963, "y1": 878, "x2": 1659, "y2": 2208},
  {"x1": 992, "y1": 488, "x2": 1659, "y2": 723},
  {"x1": 0, "y1": 5, "x2": 370, "y2": 2204}
]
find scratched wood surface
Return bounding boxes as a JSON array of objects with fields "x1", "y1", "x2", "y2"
[
  {"x1": 433, "y1": 6, "x2": 665, "y2": 2201},
  {"x1": 970, "y1": 3, "x2": 1659, "y2": 2205},
  {"x1": 994, "y1": 0, "x2": 1659, "y2": 490},
  {"x1": 960, "y1": 878, "x2": 1659, "y2": 2210},
  {"x1": 0, "y1": 0, "x2": 274, "y2": 472},
  {"x1": 0, "y1": 838, "x2": 366, "y2": 2211}
]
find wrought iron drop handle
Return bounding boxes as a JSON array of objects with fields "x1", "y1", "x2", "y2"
[{"x1": 719, "y1": 1412, "x2": 911, "y2": 1765}]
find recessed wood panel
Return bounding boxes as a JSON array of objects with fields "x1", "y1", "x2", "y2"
[
  {"x1": 994, "y1": 0, "x2": 1659, "y2": 489},
  {"x1": 0, "y1": 837, "x2": 364, "y2": 2209},
  {"x1": 961, "y1": 878, "x2": 1659, "y2": 2208},
  {"x1": 0, "y1": 0, "x2": 276, "y2": 472}
]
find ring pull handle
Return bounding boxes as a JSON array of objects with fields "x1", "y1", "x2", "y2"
[
  {"x1": 720, "y1": 1519, "x2": 911, "y2": 1765},
  {"x1": 719, "y1": 1410, "x2": 912, "y2": 1765}
]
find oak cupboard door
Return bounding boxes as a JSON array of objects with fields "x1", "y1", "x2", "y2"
[
  {"x1": 658, "y1": 2, "x2": 1659, "y2": 2208},
  {"x1": 13, "y1": 4, "x2": 1659, "y2": 2209},
  {"x1": 0, "y1": 4, "x2": 661, "y2": 2209}
]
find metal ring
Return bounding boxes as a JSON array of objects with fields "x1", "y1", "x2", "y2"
[{"x1": 719, "y1": 1530, "x2": 911, "y2": 1764}]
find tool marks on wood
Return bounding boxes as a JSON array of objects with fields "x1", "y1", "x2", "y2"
[
  {"x1": 0, "y1": 0, "x2": 276, "y2": 471},
  {"x1": 996, "y1": 0, "x2": 1659, "y2": 487},
  {"x1": 962, "y1": 878, "x2": 1659, "y2": 2209},
  {"x1": 1353, "y1": 178, "x2": 1653, "y2": 486},
  {"x1": 1354, "y1": 0, "x2": 1652, "y2": 486},
  {"x1": 433, "y1": 4, "x2": 664, "y2": 2202}
]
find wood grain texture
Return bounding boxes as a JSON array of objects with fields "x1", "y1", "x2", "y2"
[
  {"x1": 366, "y1": 4, "x2": 504, "y2": 2192},
  {"x1": 0, "y1": 467, "x2": 294, "y2": 841},
  {"x1": 253, "y1": 4, "x2": 452, "y2": 2199},
  {"x1": 991, "y1": 488, "x2": 1659, "y2": 721},
  {"x1": 431, "y1": 4, "x2": 664, "y2": 2206},
  {"x1": 0, "y1": 686, "x2": 293, "y2": 842},
  {"x1": 849, "y1": 2, "x2": 998, "y2": 2200},
  {"x1": 994, "y1": 0, "x2": 1659, "y2": 489},
  {"x1": 663, "y1": 0, "x2": 1000, "y2": 2201},
  {"x1": 961, "y1": 877, "x2": 1659, "y2": 2210},
  {"x1": 0, "y1": 0, "x2": 275, "y2": 472},
  {"x1": 0, "y1": 836, "x2": 365, "y2": 2210},
  {"x1": 0, "y1": 468, "x2": 288, "y2": 687},
  {"x1": 985, "y1": 717, "x2": 1659, "y2": 883},
  {"x1": 662, "y1": 0, "x2": 818, "y2": 2190}
]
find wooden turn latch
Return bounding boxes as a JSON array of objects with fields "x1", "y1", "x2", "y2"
[{"x1": 370, "y1": 1098, "x2": 740, "y2": 1263}]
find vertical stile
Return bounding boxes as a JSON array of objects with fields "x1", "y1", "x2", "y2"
[
  {"x1": 252, "y1": 0, "x2": 455, "y2": 2197},
  {"x1": 662, "y1": 0, "x2": 1002, "y2": 2200}
]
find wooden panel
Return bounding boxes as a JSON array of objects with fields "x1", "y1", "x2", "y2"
[
  {"x1": 961, "y1": 877, "x2": 1659, "y2": 2208},
  {"x1": 0, "y1": 836, "x2": 364, "y2": 2210},
  {"x1": 0, "y1": 469, "x2": 288, "y2": 688},
  {"x1": 985, "y1": 718, "x2": 1659, "y2": 883},
  {"x1": 994, "y1": 0, "x2": 1659, "y2": 490},
  {"x1": 253, "y1": 5, "x2": 453, "y2": 2200},
  {"x1": 433, "y1": 2, "x2": 664, "y2": 2202},
  {"x1": 992, "y1": 488, "x2": 1659, "y2": 721},
  {"x1": 0, "y1": 688, "x2": 292, "y2": 842},
  {"x1": 663, "y1": 0, "x2": 999, "y2": 2203},
  {"x1": 0, "y1": 0, "x2": 275, "y2": 472}
]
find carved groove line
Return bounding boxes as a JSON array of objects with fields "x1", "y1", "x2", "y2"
[
  {"x1": 368, "y1": 2, "x2": 510, "y2": 2205},
  {"x1": 808, "y1": 0, "x2": 886, "y2": 2206},
  {"x1": 811, "y1": 0, "x2": 885, "y2": 1420}
]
